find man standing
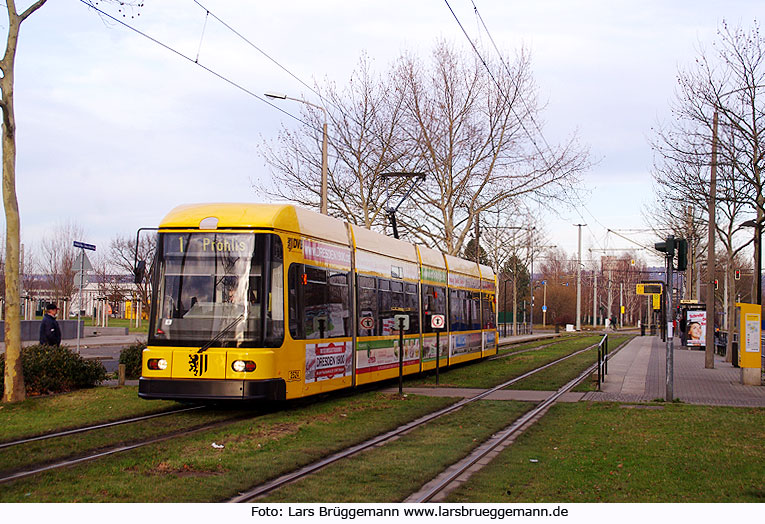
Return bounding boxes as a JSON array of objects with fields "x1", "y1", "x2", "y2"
[{"x1": 39, "y1": 303, "x2": 61, "y2": 346}]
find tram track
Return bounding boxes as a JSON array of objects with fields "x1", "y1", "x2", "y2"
[
  {"x1": 0, "y1": 410, "x2": 263, "y2": 486},
  {"x1": 0, "y1": 405, "x2": 206, "y2": 451},
  {"x1": 409, "y1": 335, "x2": 632, "y2": 502},
  {"x1": 227, "y1": 337, "x2": 613, "y2": 503}
]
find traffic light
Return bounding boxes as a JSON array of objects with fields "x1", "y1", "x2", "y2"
[
  {"x1": 675, "y1": 238, "x2": 688, "y2": 271},
  {"x1": 735, "y1": 269, "x2": 741, "y2": 280},
  {"x1": 655, "y1": 235, "x2": 675, "y2": 257},
  {"x1": 714, "y1": 279, "x2": 719, "y2": 290}
]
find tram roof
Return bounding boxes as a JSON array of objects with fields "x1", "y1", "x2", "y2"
[
  {"x1": 443, "y1": 253, "x2": 481, "y2": 278},
  {"x1": 350, "y1": 223, "x2": 418, "y2": 263},
  {"x1": 417, "y1": 245, "x2": 447, "y2": 269},
  {"x1": 479, "y1": 264, "x2": 495, "y2": 281},
  {"x1": 159, "y1": 203, "x2": 350, "y2": 246}
]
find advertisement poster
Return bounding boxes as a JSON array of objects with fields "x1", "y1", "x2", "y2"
[
  {"x1": 356, "y1": 338, "x2": 420, "y2": 374},
  {"x1": 686, "y1": 310, "x2": 706, "y2": 347},
  {"x1": 450, "y1": 332, "x2": 482, "y2": 357},
  {"x1": 305, "y1": 341, "x2": 352, "y2": 382},
  {"x1": 745, "y1": 313, "x2": 761, "y2": 352},
  {"x1": 422, "y1": 334, "x2": 448, "y2": 362}
]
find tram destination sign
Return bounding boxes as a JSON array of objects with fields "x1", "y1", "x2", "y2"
[
  {"x1": 73, "y1": 241, "x2": 96, "y2": 251},
  {"x1": 636, "y1": 283, "x2": 662, "y2": 295}
]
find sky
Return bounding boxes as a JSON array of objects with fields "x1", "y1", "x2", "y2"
[{"x1": 5, "y1": 0, "x2": 763, "y2": 268}]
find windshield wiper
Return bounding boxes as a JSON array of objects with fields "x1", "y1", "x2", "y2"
[{"x1": 197, "y1": 313, "x2": 245, "y2": 353}]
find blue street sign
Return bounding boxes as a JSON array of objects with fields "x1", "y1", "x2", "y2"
[
  {"x1": 73, "y1": 241, "x2": 96, "y2": 251},
  {"x1": 542, "y1": 305, "x2": 547, "y2": 312}
]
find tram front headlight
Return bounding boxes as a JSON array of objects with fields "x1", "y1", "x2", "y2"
[
  {"x1": 232, "y1": 360, "x2": 256, "y2": 373},
  {"x1": 147, "y1": 358, "x2": 168, "y2": 371}
]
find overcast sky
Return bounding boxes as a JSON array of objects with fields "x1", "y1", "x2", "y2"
[{"x1": 6, "y1": 0, "x2": 762, "y2": 267}]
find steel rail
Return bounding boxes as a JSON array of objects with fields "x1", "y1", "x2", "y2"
[
  {"x1": 411, "y1": 335, "x2": 629, "y2": 503},
  {"x1": 0, "y1": 405, "x2": 205, "y2": 450},
  {"x1": 411, "y1": 365, "x2": 596, "y2": 503},
  {"x1": 227, "y1": 340, "x2": 602, "y2": 503},
  {"x1": 488, "y1": 341, "x2": 558, "y2": 361},
  {"x1": 0, "y1": 412, "x2": 258, "y2": 485}
]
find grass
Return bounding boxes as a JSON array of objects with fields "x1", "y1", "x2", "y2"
[
  {"x1": 0, "y1": 387, "x2": 180, "y2": 442},
  {"x1": 0, "y1": 392, "x2": 455, "y2": 502},
  {"x1": 0, "y1": 407, "x2": 252, "y2": 474},
  {"x1": 34, "y1": 315, "x2": 148, "y2": 334},
  {"x1": 408, "y1": 335, "x2": 602, "y2": 389},
  {"x1": 447, "y1": 402, "x2": 765, "y2": 502},
  {"x1": 495, "y1": 338, "x2": 558, "y2": 356},
  {"x1": 508, "y1": 335, "x2": 633, "y2": 391},
  {"x1": 260, "y1": 400, "x2": 532, "y2": 502}
]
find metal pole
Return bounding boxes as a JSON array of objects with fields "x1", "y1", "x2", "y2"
[
  {"x1": 620, "y1": 283, "x2": 623, "y2": 329},
  {"x1": 398, "y1": 318, "x2": 405, "y2": 395},
  {"x1": 666, "y1": 252, "x2": 674, "y2": 401},
  {"x1": 543, "y1": 280, "x2": 547, "y2": 327},
  {"x1": 321, "y1": 121, "x2": 328, "y2": 215},
  {"x1": 77, "y1": 247, "x2": 84, "y2": 353},
  {"x1": 575, "y1": 224, "x2": 585, "y2": 330},
  {"x1": 529, "y1": 232, "x2": 534, "y2": 334},
  {"x1": 593, "y1": 272, "x2": 598, "y2": 326},
  {"x1": 435, "y1": 330, "x2": 440, "y2": 386},
  {"x1": 705, "y1": 110, "x2": 717, "y2": 369}
]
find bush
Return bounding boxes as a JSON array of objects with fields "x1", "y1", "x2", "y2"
[
  {"x1": 119, "y1": 342, "x2": 146, "y2": 380},
  {"x1": 0, "y1": 344, "x2": 107, "y2": 396}
]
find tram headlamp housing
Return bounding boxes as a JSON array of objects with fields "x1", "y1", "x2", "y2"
[
  {"x1": 232, "y1": 360, "x2": 256, "y2": 373},
  {"x1": 147, "y1": 358, "x2": 168, "y2": 371}
]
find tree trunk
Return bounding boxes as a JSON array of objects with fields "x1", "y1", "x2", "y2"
[
  {"x1": 1, "y1": 0, "x2": 51, "y2": 402},
  {"x1": 1, "y1": 7, "x2": 24, "y2": 402}
]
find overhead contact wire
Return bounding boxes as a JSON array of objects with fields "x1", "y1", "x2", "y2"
[{"x1": 78, "y1": 0, "x2": 316, "y2": 132}]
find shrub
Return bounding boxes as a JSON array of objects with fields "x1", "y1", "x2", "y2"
[
  {"x1": 119, "y1": 342, "x2": 146, "y2": 380},
  {"x1": 0, "y1": 344, "x2": 107, "y2": 396}
]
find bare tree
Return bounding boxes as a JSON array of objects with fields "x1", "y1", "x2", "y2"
[
  {"x1": 38, "y1": 221, "x2": 85, "y2": 311},
  {"x1": 259, "y1": 53, "x2": 409, "y2": 229},
  {"x1": 260, "y1": 41, "x2": 590, "y2": 253},
  {"x1": 110, "y1": 233, "x2": 155, "y2": 311},
  {"x1": 2, "y1": 0, "x2": 142, "y2": 402},
  {"x1": 3, "y1": 0, "x2": 49, "y2": 402},
  {"x1": 650, "y1": 20, "x2": 765, "y2": 363},
  {"x1": 395, "y1": 42, "x2": 589, "y2": 255}
]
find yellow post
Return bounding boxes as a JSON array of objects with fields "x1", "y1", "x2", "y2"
[{"x1": 736, "y1": 303, "x2": 762, "y2": 386}]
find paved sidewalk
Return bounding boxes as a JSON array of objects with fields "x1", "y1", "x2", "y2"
[{"x1": 582, "y1": 335, "x2": 765, "y2": 407}]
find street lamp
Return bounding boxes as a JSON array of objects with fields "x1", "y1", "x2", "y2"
[
  {"x1": 265, "y1": 92, "x2": 328, "y2": 215},
  {"x1": 742, "y1": 219, "x2": 762, "y2": 305}
]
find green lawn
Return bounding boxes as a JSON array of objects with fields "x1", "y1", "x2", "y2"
[
  {"x1": 448, "y1": 402, "x2": 765, "y2": 502},
  {"x1": 0, "y1": 387, "x2": 180, "y2": 442},
  {"x1": 0, "y1": 392, "x2": 455, "y2": 502}
]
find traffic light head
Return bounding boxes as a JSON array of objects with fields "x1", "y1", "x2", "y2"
[
  {"x1": 735, "y1": 269, "x2": 741, "y2": 280},
  {"x1": 714, "y1": 279, "x2": 719, "y2": 290},
  {"x1": 675, "y1": 238, "x2": 688, "y2": 271},
  {"x1": 655, "y1": 235, "x2": 676, "y2": 258}
]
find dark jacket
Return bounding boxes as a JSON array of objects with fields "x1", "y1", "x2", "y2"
[{"x1": 39, "y1": 314, "x2": 61, "y2": 346}]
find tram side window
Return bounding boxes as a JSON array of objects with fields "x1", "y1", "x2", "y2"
[
  {"x1": 358, "y1": 276, "x2": 419, "y2": 336},
  {"x1": 287, "y1": 264, "x2": 351, "y2": 340},
  {"x1": 405, "y1": 283, "x2": 420, "y2": 333},
  {"x1": 470, "y1": 292, "x2": 481, "y2": 330},
  {"x1": 449, "y1": 289, "x2": 468, "y2": 332},
  {"x1": 357, "y1": 276, "x2": 378, "y2": 337},
  {"x1": 482, "y1": 294, "x2": 496, "y2": 329},
  {"x1": 422, "y1": 285, "x2": 446, "y2": 333}
]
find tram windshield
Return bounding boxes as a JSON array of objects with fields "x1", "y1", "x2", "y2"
[{"x1": 150, "y1": 232, "x2": 284, "y2": 348}]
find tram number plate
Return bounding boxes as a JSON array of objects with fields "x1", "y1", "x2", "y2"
[{"x1": 431, "y1": 314, "x2": 445, "y2": 329}]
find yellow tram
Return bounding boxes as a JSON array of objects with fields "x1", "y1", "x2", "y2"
[{"x1": 138, "y1": 204, "x2": 497, "y2": 401}]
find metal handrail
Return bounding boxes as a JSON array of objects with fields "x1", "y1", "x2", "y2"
[{"x1": 597, "y1": 333, "x2": 609, "y2": 390}]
